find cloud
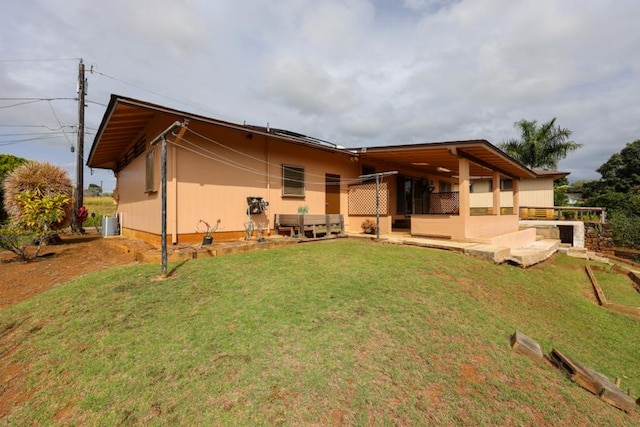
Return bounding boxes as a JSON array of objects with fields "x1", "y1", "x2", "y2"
[
  {"x1": 264, "y1": 58, "x2": 361, "y2": 115},
  {"x1": 2, "y1": 0, "x2": 640, "y2": 185}
]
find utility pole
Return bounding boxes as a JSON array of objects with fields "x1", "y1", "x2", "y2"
[{"x1": 74, "y1": 58, "x2": 86, "y2": 232}]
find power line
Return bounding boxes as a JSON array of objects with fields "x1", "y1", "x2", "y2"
[
  {"x1": 0, "y1": 58, "x2": 80, "y2": 63},
  {"x1": 91, "y1": 68, "x2": 188, "y2": 107},
  {"x1": 0, "y1": 124, "x2": 73, "y2": 130},
  {"x1": 183, "y1": 127, "x2": 360, "y2": 183},
  {"x1": 0, "y1": 97, "x2": 76, "y2": 100},
  {"x1": 171, "y1": 135, "x2": 363, "y2": 187},
  {"x1": 0, "y1": 134, "x2": 63, "y2": 146},
  {"x1": 0, "y1": 97, "x2": 76, "y2": 109},
  {"x1": 89, "y1": 66, "x2": 225, "y2": 120},
  {"x1": 0, "y1": 131, "x2": 69, "y2": 137},
  {"x1": 47, "y1": 100, "x2": 74, "y2": 148}
]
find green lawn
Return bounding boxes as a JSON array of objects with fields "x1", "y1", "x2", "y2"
[{"x1": 1, "y1": 239, "x2": 639, "y2": 425}]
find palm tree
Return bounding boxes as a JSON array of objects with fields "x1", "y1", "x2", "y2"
[{"x1": 499, "y1": 118, "x2": 582, "y2": 170}]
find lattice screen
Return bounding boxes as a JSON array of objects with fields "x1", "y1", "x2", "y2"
[
  {"x1": 348, "y1": 182, "x2": 389, "y2": 215},
  {"x1": 429, "y1": 192, "x2": 460, "y2": 215}
]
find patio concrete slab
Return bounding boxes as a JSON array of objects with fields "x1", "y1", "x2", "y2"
[
  {"x1": 399, "y1": 237, "x2": 476, "y2": 253},
  {"x1": 346, "y1": 232, "x2": 562, "y2": 266}
]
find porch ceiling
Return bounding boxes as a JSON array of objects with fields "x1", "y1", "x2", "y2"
[{"x1": 357, "y1": 140, "x2": 536, "y2": 180}]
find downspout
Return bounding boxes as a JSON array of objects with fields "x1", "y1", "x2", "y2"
[
  {"x1": 171, "y1": 143, "x2": 178, "y2": 244},
  {"x1": 266, "y1": 135, "x2": 270, "y2": 227},
  {"x1": 170, "y1": 121, "x2": 189, "y2": 244}
]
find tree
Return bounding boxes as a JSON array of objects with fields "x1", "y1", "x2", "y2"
[
  {"x1": 591, "y1": 139, "x2": 640, "y2": 195},
  {"x1": 499, "y1": 118, "x2": 582, "y2": 170},
  {"x1": 86, "y1": 183, "x2": 102, "y2": 197},
  {"x1": 0, "y1": 154, "x2": 28, "y2": 222},
  {"x1": 583, "y1": 139, "x2": 640, "y2": 248}
]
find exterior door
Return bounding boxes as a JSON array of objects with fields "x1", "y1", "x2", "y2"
[{"x1": 325, "y1": 174, "x2": 340, "y2": 214}]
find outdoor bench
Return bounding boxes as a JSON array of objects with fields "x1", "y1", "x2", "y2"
[{"x1": 274, "y1": 214, "x2": 344, "y2": 238}]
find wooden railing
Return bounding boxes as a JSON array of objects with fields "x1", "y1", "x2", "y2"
[{"x1": 519, "y1": 206, "x2": 607, "y2": 223}]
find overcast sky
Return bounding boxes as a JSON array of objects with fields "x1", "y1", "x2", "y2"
[{"x1": 2, "y1": 0, "x2": 639, "y2": 191}]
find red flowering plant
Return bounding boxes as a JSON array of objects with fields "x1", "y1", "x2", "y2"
[{"x1": 76, "y1": 206, "x2": 89, "y2": 224}]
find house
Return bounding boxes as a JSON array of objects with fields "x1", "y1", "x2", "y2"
[{"x1": 87, "y1": 95, "x2": 559, "y2": 248}]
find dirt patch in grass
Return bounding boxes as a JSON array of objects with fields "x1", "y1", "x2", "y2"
[{"x1": 0, "y1": 232, "x2": 148, "y2": 309}]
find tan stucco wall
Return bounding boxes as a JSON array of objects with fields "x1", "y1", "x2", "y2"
[
  {"x1": 464, "y1": 214, "x2": 520, "y2": 239},
  {"x1": 470, "y1": 177, "x2": 554, "y2": 208},
  {"x1": 114, "y1": 116, "x2": 360, "y2": 243},
  {"x1": 347, "y1": 215, "x2": 392, "y2": 235},
  {"x1": 411, "y1": 213, "x2": 520, "y2": 241},
  {"x1": 411, "y1": 215, "x2": 466, "y2": 240},
  {"x1": 518, "y1": 177, "x2": 555, "y2": 206}
]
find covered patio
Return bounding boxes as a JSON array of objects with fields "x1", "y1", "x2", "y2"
[{"x1": 349, "y1": 140, "x2": 538, "y2": 248}]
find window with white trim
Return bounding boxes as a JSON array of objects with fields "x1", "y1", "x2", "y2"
[{"x1": 282, "y1": 164, "x2": 305, "y2": 197}]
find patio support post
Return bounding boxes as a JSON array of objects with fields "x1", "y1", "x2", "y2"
[
  {"x1": 513, "y1": 179, "x2": 520, "y2": 217},
  {"x1": 458, "y1": 157, "x2": 470, "y2": 222},
  {"x1": 492, "y1": 172, "x2": 501, "y2": 216}
]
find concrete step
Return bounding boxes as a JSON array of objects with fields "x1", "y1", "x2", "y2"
[
  {"x1": 463, "y1": 244, "x2": 511, "y2": 263},
  {"x1": 506, "y1": 239, "x2": 560, "y2": 267},
  {"x1": 567, "y1": 247, "x2": 588, "y2": 259}
]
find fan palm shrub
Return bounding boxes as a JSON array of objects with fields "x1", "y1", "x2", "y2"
[
  {"x1": 0, "y1": 162, "x2": 73, "y2": 260},
  {"x1": 3, "y1": 161, "x2": 73, "y2": 229}
]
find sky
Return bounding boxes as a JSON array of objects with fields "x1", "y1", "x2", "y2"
[{"x1": 2, "y1": 0, "x2": 640, "y2": 192}]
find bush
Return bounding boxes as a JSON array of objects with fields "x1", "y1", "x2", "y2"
[
  {"x1": 0, "y1": 192, "x2": 70, "y2": 261},
  {"x1": 361, "y1": 219, "x2": 376, "y2": 234},
  {"x1": 608, "y1": 210, "x2": 640, "y2": 249}
]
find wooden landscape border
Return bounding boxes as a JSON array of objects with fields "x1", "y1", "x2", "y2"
[{"x1": 584, "y1": 265, "x2": 640, "y2": 318}]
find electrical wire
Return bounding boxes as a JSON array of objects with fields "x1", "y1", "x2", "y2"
[
  {"x1": 0, "y1": 134, "x2": 63, "y2": 146},
  {"x1": 0, "y1": 97, "x2": 76, "y2": 100},
  {"x1": 0, "y1": 97, "x2": 76, "y2": 109},
  {"x1": 0, "y1": 131, "x2": 69, "y2": 137},
  {"x1": 91, "y1": 69, "x2": 196, "y2": 110},
  {"x1": 183, "y1": 127, "x2": 361, "y2": 184},
  {"x1": 47, "y1": 100, "x2": 74, "y2": 148},
  {"x1": 89, "y1": 66, "x2": 230, "y2": 121},
  {"x1": 0, "y1": 58, "x2": 80, "y2": 63},
  {"x1": 0, "y1": 124, "x2": 72, "y2": 129},
  {"x1": 170, "y1": 134, "x2": 364, "y2": 187}
]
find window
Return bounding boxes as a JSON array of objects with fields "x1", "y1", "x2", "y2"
[
  {"x1": 488, "y1": 178, "x2": 514, "y2": 191},
  {"x1": 500, "y1": 179, "x2": 513, "y2": 191},
  {"x1": 439, "y1": 181, "x2": 452, "y2": 193},
  {"x1": 145, "y1": 149, "x2": 155, "y2": 193},
  {"x1": 282, "y1": 164, "x2": 305, "y2": 197}
]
